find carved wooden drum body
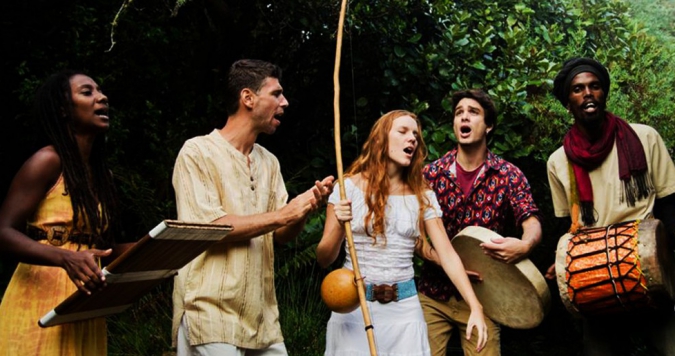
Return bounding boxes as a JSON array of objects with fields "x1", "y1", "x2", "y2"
[{"x1": 555, "y1": 219, "x2": 675, "y2": 317}]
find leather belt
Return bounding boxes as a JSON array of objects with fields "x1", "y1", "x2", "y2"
[
  {"x1": 365, "y1": 279, "x2": 417, "y2": 303},
  {"x1": 25, "y1": 225, "x2": 94, "y2": 246}
]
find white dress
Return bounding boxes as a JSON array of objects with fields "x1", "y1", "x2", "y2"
[{"x1": 324, "y1": 179, "x2": 442, "y2": 356}]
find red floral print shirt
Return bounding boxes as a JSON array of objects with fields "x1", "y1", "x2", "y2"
[{"x1": 419, "y1": 149, "x2": 540, "y2": 301}]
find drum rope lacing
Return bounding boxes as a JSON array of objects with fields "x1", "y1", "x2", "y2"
[{"x1": 565, "y1": 220, "x2": 651, "y2": 315}]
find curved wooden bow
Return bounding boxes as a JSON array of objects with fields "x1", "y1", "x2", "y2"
[{"x1": 332, "y1": 0, "x2": 378, "y2": 355}]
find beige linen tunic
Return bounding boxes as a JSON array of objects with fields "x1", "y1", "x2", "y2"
[
  {"x1": 547, "y1": 123, "x2": 675, "y2": 227},
  {"x1": 171, "y1": 129, "x2": 288, "y2": 348}
]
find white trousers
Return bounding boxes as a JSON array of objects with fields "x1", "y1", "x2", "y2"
[{"x1": 177, "y1": 315, "x2": 288, "y2": 356}]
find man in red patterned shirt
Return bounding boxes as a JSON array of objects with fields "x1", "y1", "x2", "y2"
[{"x1": 419, "y1": 89, "x2": 542, "y2": 356}]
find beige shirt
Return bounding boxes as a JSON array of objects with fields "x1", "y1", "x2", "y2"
[
  {"x1": 547, "y1": 123, "x2": 675, "y2": 227},
  {"x1": 171, "y1": 129, "x2": 288, "y2": 348}
]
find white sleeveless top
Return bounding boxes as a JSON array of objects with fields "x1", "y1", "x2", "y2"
[{"x1": 328, "y1": 178, "x2": 442, "y2": 285}]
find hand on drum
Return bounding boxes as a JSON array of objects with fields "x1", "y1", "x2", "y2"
[
  {"x1": 479, "y1": 236, "x2": 528, "y2": 264},
  {"x1": 466, "y1": 270, "x2": 483, "y2": 283},
  {"x1": 544, "y1": 263, "x2": 556, "y2": 280},
  {"x1": 333, "y1": 199, "x2": 352, "y2": 225}
]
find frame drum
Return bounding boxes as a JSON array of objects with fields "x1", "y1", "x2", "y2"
[{"x1": 452, "y1": 226, "x2": 551, "y2": 329}]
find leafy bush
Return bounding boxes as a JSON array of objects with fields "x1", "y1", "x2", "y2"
[{"x1": 1, "y1": 0, "x2": 674, "y2": 355}]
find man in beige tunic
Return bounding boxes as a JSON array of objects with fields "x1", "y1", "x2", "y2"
[
  {"x1": 545, "y1": 57, "x2": 675, "y2": 356},
  {"x1": 172, "y1": 59, "x2": 334, "y2": 355}
]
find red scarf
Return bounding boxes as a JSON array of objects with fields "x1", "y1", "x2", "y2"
[{"x1": 563, "y1": 112, "x2": 652, "y2": 226}]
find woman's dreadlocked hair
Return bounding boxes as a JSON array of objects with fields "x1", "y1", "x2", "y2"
[{"x1": 34, "y1": 70, "x2": 118, "y2": 249}]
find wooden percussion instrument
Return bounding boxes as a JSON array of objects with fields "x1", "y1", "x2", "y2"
[
  {"x1": 555, "y1": 219, "x2": 675, "y2": 317},
  {"x1": 39, "y1": 220, "x2": 232, "y2": 327}
]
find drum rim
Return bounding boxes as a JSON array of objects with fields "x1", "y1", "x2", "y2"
[{"x1": 452, "y1": 226, "x2": 551, "y2": 329}]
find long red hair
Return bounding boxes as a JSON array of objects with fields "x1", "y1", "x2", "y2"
[{"x1": 345, "y1": 110, "x2": 430, "y2": 245}]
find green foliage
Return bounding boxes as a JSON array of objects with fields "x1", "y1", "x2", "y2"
[
  {"x1": 627, "y1": 0, "x2": 675, "y2": 43},
  {"x1": 107, "y1": 283, "x2": 173, "y2": 355},
  {"x1": 311, "y1": 0, "x2": 675, "y2": 166},
  {"x1": 611, "y1": 0, "x2": 675, "y2": 153},
  {"x1": 275, "y1": 213, "x2": 325, "y2": 279},
  {"x1": 2, "y1": 0, "x2": 675, "y2": 355},
  {"x1": 275, "y1": 264, "x2": 330, "y2": 356}
]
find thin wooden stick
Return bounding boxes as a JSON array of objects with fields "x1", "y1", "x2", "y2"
[{"x1": 332, "y1": 0, "x2": 378, "y2": 355}]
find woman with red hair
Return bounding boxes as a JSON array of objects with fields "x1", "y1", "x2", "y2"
[{"x1": 317, "y1": 110, "x2": 487, "y2": 355}]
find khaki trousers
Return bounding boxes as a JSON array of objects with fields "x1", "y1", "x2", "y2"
[{"x1": 420, "y1": 293, "x2": 501, "y2": 356}]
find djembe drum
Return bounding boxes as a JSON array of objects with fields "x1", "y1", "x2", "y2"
[{"x1": 555, "y1": 219, "x2": 675, "y2": 317}]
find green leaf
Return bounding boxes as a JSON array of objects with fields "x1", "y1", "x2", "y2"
[
  {"x1": 454, "y1": 38, "x2": 469, "y2": 46},
  {"x1": 471, "y1": 61, "x2": 486, "y2": 70},
  {"x1": 432, "y1": 130, "x2": 446, "y2": 143},
  {"x1": 408, "y1": 33, "x2": 422, "y2": 43}
]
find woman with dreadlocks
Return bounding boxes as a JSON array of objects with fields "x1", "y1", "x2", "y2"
[
  {"x1": 0, "y1": 70, "x2": 124, "y2": 354},
  {"x1": 316, "y1": 110, "x2": 487, "y2": 355}
]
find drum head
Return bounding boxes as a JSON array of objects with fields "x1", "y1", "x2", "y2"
[
  {"x1": 636, "y1": 219, "x2": 675, "y2": 300},
  {"x1": 555, "y1": 232, "x2": 577, "y2": 317},
  {"x1": 452, "y1": 226, "x2": 551, "y2": 329}
]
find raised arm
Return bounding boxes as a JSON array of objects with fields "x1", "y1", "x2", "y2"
[
  {"x1": 273, "y1": 176, "x2": 334, "y2": 244},
  {"x1": 206, "y1": 176, "x2": 334, "y2": 244},
  {"x1": 173, "y1": 141, "x2": 333, "y2": 244}
]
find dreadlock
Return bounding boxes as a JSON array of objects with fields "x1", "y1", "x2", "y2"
[{"x1": 34, "y1": 70, "x2": 118, "y2": 249}]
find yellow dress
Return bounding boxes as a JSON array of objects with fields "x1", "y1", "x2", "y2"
[{"x1": 0, "y1": 175, "x2": 107, "y2": 355}]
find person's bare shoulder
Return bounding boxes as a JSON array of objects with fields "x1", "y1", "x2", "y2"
[
  {"x1": 0, "y1": 146, "x2": 63, "y2": 228},
  {"x1": 17, "y1": 146, "x2": 62, "y2": 189}
]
